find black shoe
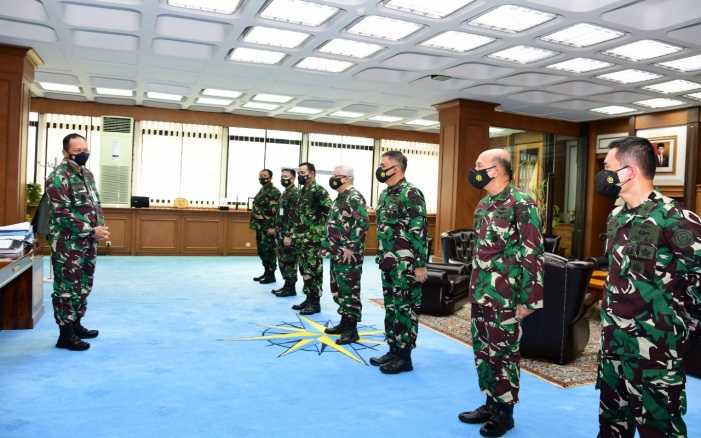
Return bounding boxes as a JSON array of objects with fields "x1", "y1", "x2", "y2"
[
  {"x1": 459, "y1": 399, "x2": 494, "y2": 424},
  {"x1": 274, "y1": 280, "x2": 297, "y2": 297},
  {"x1": 253, "y1": 272, "x2": 266, "y2": 281},
  {"x1": 56, "y1": 324, "x2": 90, "y2": 351},
  {"x1": 325, "y1": 315, "x2": 346, "y2": 335},
  {"x1": 291, "y1": 298, "x2": 308, "y2": 311},
  {"x1": 271, "y1": 284, "x2": 285, "y2": 294},
  {"x1": 74, "y1": 319, "x2": 98, "y2": 339},
  {"x1": 380, "y1": 348, "x2": 413, "y2": 374},
  {"x1": 259, "y1": 270, "x2": 276, "y2": 284},
  {"x1": 336, "y1": 317, "x2": 359, "y2": 345},
  {"x1": 369, "y1": 347, "x2": 397, "y2": 367},
  {"x1": 479, "y1": 404, "x2": 514, "y2": 437},
  {"x1": 299, "y1": 301, "x2": 320, "y2": 315}
]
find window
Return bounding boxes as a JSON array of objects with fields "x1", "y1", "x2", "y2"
[
  {"x1": 308, "y1": 133, "x2": 374, "y2": 202},
  {"x1": 378, "y1": 139, "x2": 439, "y2": 213},
  {"x1": 26, "y1": 112, "x2": 38, "y2": 184},
  {"x1": 40, "y1": 114, "x2": 102, "y2": 186}
]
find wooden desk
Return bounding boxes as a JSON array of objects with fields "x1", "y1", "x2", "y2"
[{"x1": 0, "y1": 251, "x2": 44, "y2": 330}]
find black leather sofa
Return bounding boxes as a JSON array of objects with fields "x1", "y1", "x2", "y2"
[
  {"x1": 420, "y1": 262, "x2": 470, "y2": 316},
  {"x1": 440, "y1": 229, "x2": 476, "y2": 265},
  {"x1": 543, "y1": 234, "x2": 561, "y2": 254}
]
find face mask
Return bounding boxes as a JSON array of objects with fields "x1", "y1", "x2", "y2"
[
  {"x1": 259, "y1": 177, "x2": 270, "y2": 186},
  {"x1": 297, "y1": 174, "x2": 308, "y2": 185},
  {"x1": 595, "y1": 166, "x2": 630, "y2": 198},
  {"x1": 375, "y1": 165, "x2": 395, "y2": 183},
  {"x1": 329, "y1": 176, "x2": 344, "y2": 190},
  {"x1": 70, "y1": 152, "x2": 90, "y2": 166},
  {"x1": 280, "y1": 177, "x2": 292, "y2": 188},
  {"x1": 468, "y1": 166, "x2": 495, "y2": 190}
]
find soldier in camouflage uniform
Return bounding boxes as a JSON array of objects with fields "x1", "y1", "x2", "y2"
[
  {"x1": 249, "y1": 169, "x2": 281, "y2": 285},
  {"x1": 595, "y1": 136, "x2": 700, "y2": 438},
  {"x1": 272, "y1": 168, "x2": 300, "y2": 297},
  {"x1": 459, "y1": 148, "x2": 544, "y2": 438},
  {"x1": 46, "y1": 133, "x2": 111, "y2": 351},
  {"x1": 370, "y1": 151, "x2": 428, "y2": 374},
  {"x1": 322, "y1": 165, "x2": 369, "y2": 345},
  {"x1": 290, "y1": 162, "x2": 332, "y2": 315}
]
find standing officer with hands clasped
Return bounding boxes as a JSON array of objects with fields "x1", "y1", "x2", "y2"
[
  {"x1": 250, "y1": 169, "x2": 280, "y2": 285},
  {"x1": 272, "y1": 168, "x2": 300, "y2": 297}
]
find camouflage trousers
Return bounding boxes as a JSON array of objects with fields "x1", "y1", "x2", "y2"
[
  {"x1": 330, "y1": 256, "x2": 363, "y2": 321},
  {"x1": 50, "y1": 238, "x2": 97, "y2": 326},
  {"x1": 471, "y1": 304, "x2": 522, "y2": 405},
  {"x1": 597, "y1": 356, "x2": 687, "y2": 438},
  {"x1": 255, "y1": 230, "x2": 277, "y2": 272},
  {"x1": 298, "y1": 240, "x2": 323, "y2": 297},
  {"x1": 276, "y1": 238, "x2": 298, "y2": 281},
  {"x1": 380, "y1": 261, "x2": 421, "y2": 350}
]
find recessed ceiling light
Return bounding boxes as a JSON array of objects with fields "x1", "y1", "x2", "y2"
[
  {"x1": 488, "y1": 45, "x2": 559, "y2": 64},
  {"x1": 347, "y1": 15, "x2": 423, "y2": 41},
  {"x1": 259, "y1": 0, "x2": 340, "y2": 27},
  {"x1": 546, "y1": 57, "x2": 613, "y2": 73},
  {"x1": 243, "y1": 26, "x2": 310, "y2": 48},
  {"x1": 597, "y1": 69, "x2": 662, "y2": 84},
  {"x1": 295, "y1": 56, "x2": 354, "y2": 73},
  {"x1": 287, "y1": 106, "x2": 323, "y2": 114},
  {"x1": 643, "y1": 79, "x2": 701, "y2": 94},
  {"x1": 243, "y1": 102, "x2": 279, "y2": 111},
  {"x1": 604, "y1": 39, "x2": 683, "y2": 62},
  {"x1": 330, "y1": 111, "x2": 364, "y2": 118},
  {"x1": 202, "y1": 88, "x2": 242, "y2": 98},
  {"x1": 196, "y1": 97, "x2": 233, "y2": 106},
  {"x1": 657, "y1": 54, "x2": 701, "y2": 73},
  {"x1": 146, "y1": 91, "x2": 183, "y2": 101},
  {"x1": 541, "y1": 23, "x2": 624, "y2": 48},
  {"x1": 369, "y1": 115, "x2": 403, "y2": 123},
  {"x1": 167, "y1": 0, "x2": 241, "y2": 14},
  {"x1": 469, "y1": 5, "x2": 556, "y2": 34},
  {"x1": 40, "y1": 82, "x2": 81, "y2": 93},
  {"x1": 489, "y1": 127, "x2": 506, "y2": 135},
  {"x1": 420, "y1": 31, "x2": 494, "y2": 53},
  {"x1": 634, "y1": 98, "x2": 686, "y2": 108},
  {"x1": 229, "y1": 47, "x2": 286, "y2": 64},
  {"x1": 95, "y1": 87, "x2": 133, "y2": 97},
  {"x1": 405, "y1": 119, "x2": 439, "y2": 126},
  {"x1": 382, "y1": 0, "x2": 475, "y2": 19},
  {"x1": 318, "y1": 38, "x2": 383, "y2": 59},
  {"x1": 253, "y1": 93, "x2": 293, "y2": 103},
  {"x1": 590, "y1": 105, "x2": 637, "y2": 115}
]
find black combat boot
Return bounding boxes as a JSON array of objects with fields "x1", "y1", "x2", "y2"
[
  {"x1": 291, "y1": 296, "x2": 308, "y2": 311},
  {"x1": 271, "y1": 282, "x2": 286, "y2": 294},
  {"x1": 380, "y1": 347, "x2": 413, "y2": 374},
  {"x1": 253, "y1": 271, "x2": 266, "y2": 281},
  {"x1": 336, "y1": 316, "x2": 359, "y2": 345},
  {"x1": 74, "y1": 318, "x2": 98, "y2": 339},
  {"x1": 258, "y1": 269, "x2": 276, "y2": 284},
  {"x1": 56, "y1": 323, "x2": 90, "y2": 351},
  {"x1": 299, "y1": 295, "x2": 320, "y2": 315},
  {"x1": 459, "y1": 397, "x2": 495, "y2": 424},
  {"x1": 325, "y1": 315, "x2": 346, "y2": 335},
  {"x1": 479, "y1": 403, "x2": 514, "y2": 437},
  {"x1": 274, "y1": 280, "x2": 297, "y2": 297},
  {"x1": 370, "y1": 346, "x2": 398, "y2": 366}
]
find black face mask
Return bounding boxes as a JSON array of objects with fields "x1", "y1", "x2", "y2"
[
  {"x1": 70, "y1": 152, "x2": 90, "y2": 166},
  {"x1": 280, "y1": 177, "x2": 292, "y2": 188},
  {"x1": 329, "y1": 176, "x2": 344, "y2": 190},
  {"x1": 259, "y1": 177, "x2": 270, "y2": 186},
  {"x1": 297, "y1": 174, "x2": 308, "y2": 186},
  {"x1": 596, "y1": 166, "x2": 630, "y2": 198},
  {"x1": 375, "y1": 166, "x2": 395, "y2": 183},
  {"x1": 468, "y1": 166, "x2": 495, "y2": 190}
]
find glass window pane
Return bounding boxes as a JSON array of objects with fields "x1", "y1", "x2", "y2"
[
  {"x1": 43, "y1": 114, "x2": 91, "y2": 181},
  {"x1": 26, "y1": 113, "x2": 38, "y2": 184},
  {"x1": 379, "y1": 139, "x2": 439, "y2": 213},
  {"x1": 138, "y1": 121, "x2": 182, "y2": 201},
  {"x1": 264, "y1": 130, "x2": 301, "y2": 185},
  {"x1": 227, "y1": 127, "x2": 266, "y2": 205},
  {"x1": 181, "y1": 124, "x2": 223, "y2": 202},
  {"x1": 308, "y1": 133, "x2": 373, "y2": 202}
]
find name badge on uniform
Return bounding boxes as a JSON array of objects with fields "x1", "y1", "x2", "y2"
[{"x1": 630, "y1": 222, "x2": 660, "y2": 246}]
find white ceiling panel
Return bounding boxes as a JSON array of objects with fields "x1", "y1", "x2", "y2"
[
  {"x1": 602, "y1": 0, "x2": 701, "y2": 31},
  {"x1": 509, "y1": 90, "x2": 569, "y2": 103},
  {"x1": 382, "y1": 53, "x2": 457, "y2": 71},
  {"x1": 343, "y1": 104, "x2": 377, "y2": 113},
  {"x1": 0, "y1": 0, "x2": 47, "y2": 21},
  {"x1": 499, "y1": 72, "x2": 567, "y2": 87},
  {"x1": 550, "y1": 99, "x2": 600, "y2": 110},
  {"x1": 444, "y1": 63, "x2": 515, "y2": 80},
  {"x1": 73, "y1": 30, "x2": 139, "y2": 51},
  {"x1": 546, "y1": 81, "x2": 614, "y2": 96},
  {"x1": 590, "y1": 91, "x2": 657, "y2": 103},
  {"x1": 152, "y1": 38, "x2": 215, "y2": 59},
  {"x1": 155, "y1": 15, "x2": 230, "y2": 42},
  {"x1": 0, "y1": 18, "x2": 56, "y2": 42},
  {"x1": 667, "y1": 23, "x2": 701, "y2": 47},
  {"x1": 95, "y1": 96, "x2": 137, "y2": 105},
  {"x1": 35, "y1": 71, "x2": 79, "y2": 84},
  {"x1": 298, "y1": 99, "x2": 336, "y2": 108},
  {"x1": 410, "y1": 75, "x2": 474, "y2": 90},
  {"x1": 385, "y1": 108, "x2": 419, "y2": 117},
  {"x1": 62, "y1": 3, "x2": 141, "y2": 32},
  {"x1": 91, "y1": 77, "x2": 136, "y2": 88},
  {"x1": 353, "y1": 68, "x2": 413, "y2": 82},
  {"x1": 524, "y1": 0, "x2": 625, "y2": 13},
  {"x1": 463, "y1": 84, "x2": 523, "y2": 96}
]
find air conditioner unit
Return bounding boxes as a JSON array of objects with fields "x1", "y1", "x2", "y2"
[{"x1": 99, "y1": 116, "x2": 134, "y2": 206}]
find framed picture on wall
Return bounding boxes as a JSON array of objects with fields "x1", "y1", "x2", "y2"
[
  {"x1": 596, "y1": 132, "x2": 627, "y2": 155},
  {"x1": 647, "y1": 136, "x2": 676, "y2": 175},
  {"x1": 636, "y1": 125, "x2": 687, "y2": 186}
]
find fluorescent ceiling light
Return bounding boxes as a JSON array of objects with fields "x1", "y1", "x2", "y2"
[
  {"x1": 489, "y1": 127, "x2": 505, "y2": 135},
  {"x1": 347, "y1": 15, "x2": 423, "y2": 41},
  {"x1": 196, "y1": 97, "x2": 232, "y2": 106},
  {"x1": 295, "y1": 56, "x2": 353, "y2": 73},
  {"x1": 146, "y1": 91, "x2": 183, "y2": 101},
  {"x1": 382, "y1": 0, "x2": 475, "y2": 19},
  {"x1": 330, "y1": 111, "x2": 364, "y2": 118},
  {"x1": 259, "y1": 0, "x2": 340, "y2": 27},
  {"x1": 488, "y1": 45, "x2": 558, "y2": 64},
  {"x1": 541, "y1": 23, "x2": 623, "y2": 48},
  {"x1": 634, "y1": 98, "x2": 686, "y2": 108},
  {"x1": 420, "y1": 31, "x2": 494, "y2": 53},
  {"x1": 40, "y1": 82, "x2": 80, "y2": 93},
  {"x1": 243, "y1": 102, "x2": 279, "y2": 111},
  {"x1": 229, "y1": 47, "x2": 286, "y2": 64},
  {"x1": 318, "y1": 38, "x2": 383, "y2": 59},
  {"x1": 597, "y1": 69, "x2": 662, "y2": 84},
  {"x1": 590, "y1": 105, "x2": 637, "y2": 115},
  {"x1": 202, "y1": 88, "x2": 242, "y2": 98},
  {"x1": 253, "y1": 93, "x2": 293, "y2": 103},
  {"x1": 95, "y1": 87, "x2": 133, "y2": 97},
  {"x1": 547, "y1": 57, "x2": 613, "y2": 73},
  {"x1": 369, "y1": 115, "x2": 403, "y2": 123},
  {"x1": 657, "y1": 54, "x2": 701, "y2": 72},
  {"x1": 604, "y1": 40, "x2": 683, "y2": 62},
  {"x1": 243, "y1": 26, "x2": 310, "y2": 48},
  {"x1": 405, "y1": 119, "x2": 439, "y2": 126},
  {"x1": 643, "y1": 79, "x2": 701, "y2": 94},
  {"x1": 685, "y1": 92, "x2": 701, "y2": 101},
  {"x1": 287, "y1": 106, "x2": 323, "y2": 114},
  {"x1": 167, "y1": 0, "x2": 241, "y2": 14},
  {"x1": 469, "y1": 5, "x2": 556, "y2": 33}
]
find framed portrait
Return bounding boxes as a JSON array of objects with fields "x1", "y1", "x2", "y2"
[
  {"x1": 648, "y1": 136, "x2": 676, "y2": 175},
  {"x1": 596, "y1": 132, "x2": 627, "y2": 155},
  {"x1": 636, "y1": 125, "x2": 687, "y2": 186}
]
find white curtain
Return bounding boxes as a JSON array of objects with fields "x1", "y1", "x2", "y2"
[
  {"x1": 137, "y1": 121, "x2": 183, "y2": 202},
  {"x1": 379, "y1": 139, "x2": 439, "y2": 214},
  {"x1": 180, "y1": 124, "x2": 223, "y2": 203}
]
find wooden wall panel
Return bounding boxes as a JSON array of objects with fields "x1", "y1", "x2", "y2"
[
  {"x1": 102, "y1": 213, "x2": 132, "y2": 254},
  {"x1": 227, "y1": 218, "x2": 257, "y2": 255},
  {"x1": 182, "y1": 216, "x2": 225, "y2": 255},
  {"x1": 136, "y1": 216, "x2": 178, "y2": 254}
]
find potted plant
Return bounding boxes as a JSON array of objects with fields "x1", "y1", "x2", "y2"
[{"x1": 26, "y1": 183, "x2": 42, "y2": 207}]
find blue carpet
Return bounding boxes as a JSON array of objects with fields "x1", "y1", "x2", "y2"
[{"x1": 0, "y1": 256, "x2": 698, "y2": 438}]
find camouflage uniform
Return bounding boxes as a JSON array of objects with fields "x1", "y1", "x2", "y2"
[
  {"x1": 45, "y1": 159, "x2": 104, "y2": 326},
  {"x1": 598, "y1": 191, "x2": 701, "y2": 438},
  {"x1": 323, "y1": 187, "x2": 369, "y2": 321},
  {"x1": 469, "y1": 183, "x2": 544, "y2": 405},
  {"x1": 293, "y1": 182, "x2": 331, "y2": 298},
  {"x1": 376, "y1": 179, "x2": 428, "y2": 351},
  {"x1": 249, "y1": 182, "x2": 281, "y2": 273},
  {"x1": 276, "y1": 184, "x2": 300, "y2": 281}
]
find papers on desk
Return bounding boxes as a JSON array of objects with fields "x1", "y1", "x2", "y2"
[{"x1": 0, "y1": 222, "x2": 33, "y2": 258}]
